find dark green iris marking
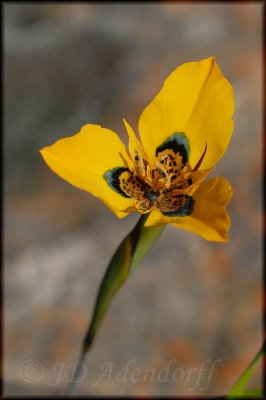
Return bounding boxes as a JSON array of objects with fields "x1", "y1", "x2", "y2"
[
  {"x1": 104, "y1": 167, "x2": 130, "y2": 198},
  {"x1": 162, "y1": 195, "x2": 194, "y2": 217},
  {"x1": 156, "y1": 132, "x2": 190, "y2": 166}
]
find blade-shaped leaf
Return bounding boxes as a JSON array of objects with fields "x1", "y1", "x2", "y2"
[
  {"x1": 241, "y1": 388, "x2": 263, "y2": 397},
  {"x1": 82, "y1": 214, "x2": 165, "y2": 353},
  {"x1": 226, "y1": 340, "x2": 265, "y2": 398}
]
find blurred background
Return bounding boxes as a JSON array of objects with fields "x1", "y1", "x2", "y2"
[{"x1": 4, "y1": 2, "x2": 263, "y2": 396}]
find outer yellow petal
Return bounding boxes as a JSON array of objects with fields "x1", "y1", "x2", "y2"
[
  {"x1": 145, "y1": 177, "x2": 233, "y2": 242},
  {"x1": 138, "y1": 57, "x2": 234, "y2": 169},
  {"x1": 40, "y1": 124, "x2": 135, "y2": 218}
]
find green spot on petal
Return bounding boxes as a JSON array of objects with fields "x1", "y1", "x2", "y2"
[
  {"x1": 162, "y1": 195, "x2": 194, "y2": 217},
  {"x1": 104, "y1": 167, "x2": 130, "y2": 198},
  {"x1": 156, "y1": 132, "x2": 190, "y2": 166}
]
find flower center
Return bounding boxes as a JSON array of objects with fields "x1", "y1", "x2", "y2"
[
  {"x1": 129, "y1": 148, "x2": 193, "y2": 214},
  {"x1": 104, "y1": 132, "x2": 196, "y2": 217}
]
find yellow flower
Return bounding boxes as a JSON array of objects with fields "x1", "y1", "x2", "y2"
[{"x1": 40, "y1": 56, "x2": 234, "y2": 242}]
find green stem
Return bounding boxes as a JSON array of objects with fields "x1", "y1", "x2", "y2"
[{"x1": 67, "y1": 214, "x2": 165, "y2": 395}]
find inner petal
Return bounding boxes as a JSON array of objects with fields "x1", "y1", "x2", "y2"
[
  {"x1": 155, "y1": 191, "x2": 194, "y2": 217},
  {"x1": 118, "y1": 170, "x2": 147, "y2": 200}
]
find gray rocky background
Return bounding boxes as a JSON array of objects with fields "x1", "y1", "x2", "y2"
[{"x1": 4, "y1": 2, "x2": 263, "y2": 396}]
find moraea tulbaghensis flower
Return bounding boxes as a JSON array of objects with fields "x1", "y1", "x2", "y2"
[{"x1": 40, "y1": 56, "x2": 234, "y2": 242}]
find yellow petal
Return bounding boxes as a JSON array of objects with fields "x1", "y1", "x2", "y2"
[
  {"x1": 145, "y1": 177, "x2": 233, "y2": 242},
  {"x1": 138, "y1": 57, "x2": 234, "y2": 169},
  {"x1": 182, "y1": 167, "x2": 215, "y2": 187},
  {"x1": 40, "y1": 124, "x2": 135, "y2": 218},
  {"x1": 123, "y1": 118, "x2": 145, "y2": 161}
]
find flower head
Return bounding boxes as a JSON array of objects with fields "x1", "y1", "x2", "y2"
[{"x1": 40, "y1": 57, "x2": 234, "y2": 242}]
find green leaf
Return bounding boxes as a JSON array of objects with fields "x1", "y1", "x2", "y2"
[
  {"x1": 226, "y1": 340, "x2": 265, "y2": 398},
  {"x1": 241, "y1": 388, "x2": 263, "y2": 397},
  {"x1": 82, "y1": 214, "x2": 165, "y2": 353}
]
